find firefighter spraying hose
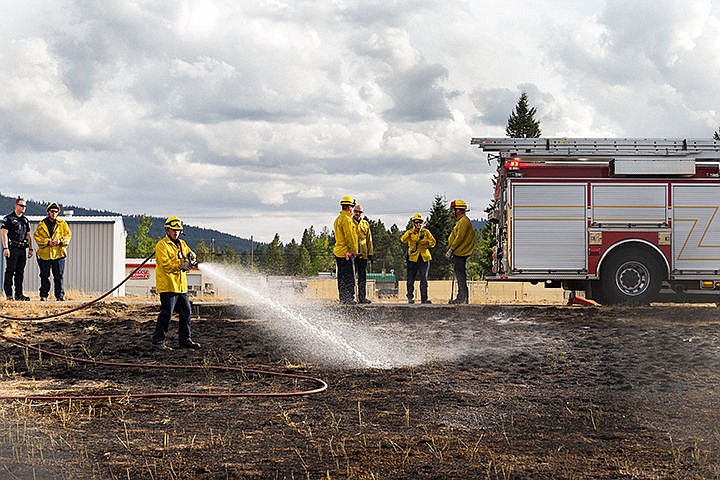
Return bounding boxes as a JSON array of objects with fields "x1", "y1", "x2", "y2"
[{"x1": 0, "y1": 224, "x2": 328, "y2": 400}]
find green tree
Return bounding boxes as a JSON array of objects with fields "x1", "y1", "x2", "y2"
[
  {"x1": 221, "y1": 244, "x2": 239, "y2": 264},
  {"x1": 467, "y1": 222, "x2": 489, "y2": 280},
  {"x1": 252, "y1": 244, "x2": 266, "y2": 271},
  {"x1": 386, "y1": 224, "x2": 406, "y2": 280},
  {"x1": 311, "y1": 227, "x2": 335, "y2": 273},
  {"x1": 297, "y1": 246, "x2": 312, "y2": 275},
  {"x1": 265, "y1": 233, "x2": 284, "y2": 275},
  {"x1": 239, "y1": 249, "x2": 251, "y2": 268},
  {"x1": 424, "y1": 195, "x2": 455, "y2": 279},
  {"x1": 301, "y1": 227, "x2": 315, "y2": 257},
  {"x1": 368, "y1": 219, "x2": 392, "y2": 274},
  {"x1": 478, "y1": 220, "x2": 496, "y2": 277},
  {"x1": 126, "y1": 215, "x2": 156, "y2": 257},
  {"x1": 284, "y1": 239, "x2": 300, "y2": 275},
  {"x1": 299, "y1": 226, "x2": 325, "y2": 275},
  {"x1": 506, "y1": 92, "x2": 541, "y2": 138},
  {"x1": 475, "y1": 198, "x2": 499, "y2": 279},
  {"x1": 194, "y1": 240, "x2": 209, "y2": 263}
]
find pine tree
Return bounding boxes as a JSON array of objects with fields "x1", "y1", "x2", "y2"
[
  {"x1": 506, "y1": 92, "x2": 541, "y2": 138},
  {"x1": 125, "y1": 215, "x2": 156, "y2": 257},
  {"x1": 297, "y1": 246, "x2": 312, "y2": 275},
  {"x1": 424, "y1": 195, "x2": 454, "y2": 279},
  {"x1": 312, "y1": 227, "x2": 335, "y2": 273},
  {"x1": 265, "y1": 233, "x2": 284, "y2": 275},
  {"x1": 472, "y1": 220, "x2": 495, "y2": 279},
  {"x1": 194, "y1": 240, "x2": 209, "y2": 263},
  {"x1": 368, "y1": 219, "x2": 392, "y2": 273},
  {"x1": 387, "y1": 224, "x2": 406, "y2": 280},
  {"x1": 301, "y1": 227, "x2": 315, "y2": 258},
  {"x1": 221, "y1": 245, "x2": 238, "y2": 264},
  {"x1": 284, "y1": 239, "x2": 300, "y2": 275},
  {"x1": 253, "y1": 245, "x2": 266, "y2": 271}
]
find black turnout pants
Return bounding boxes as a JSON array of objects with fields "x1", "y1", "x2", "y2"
[
  {"x1": 406, "y1": 259, "x2": 429, "y2": 302},
  {"x1": 336, "y1": 256, "x2": 355, "y2": 304},
  {"x1": 453, "y1": 255, "x2": 469, "y2": 303},
  {"x1": 355, "y1": 257, "x2": 368, "y2": 301}
]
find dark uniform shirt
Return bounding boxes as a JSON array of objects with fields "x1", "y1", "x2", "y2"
[{"x1": 1, "y1": 212, "x2": 30, "y2": 248}]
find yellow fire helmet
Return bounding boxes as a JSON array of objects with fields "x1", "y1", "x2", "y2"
[
  {"x1": 450, "y1": 199, "x2": 468, "y2": 211},
  {"x1": 411, "y1": 213, "x2": 423, "y2": 222},
  {"x1": 164, "y1": 216, "x2": 183, "y2": 231},
  {"x1": 340, "y1": 195, "x2": 356, "y2": 206},
  {"x1": 46, "y1": 202, "x2": 61, "y2": 213}
]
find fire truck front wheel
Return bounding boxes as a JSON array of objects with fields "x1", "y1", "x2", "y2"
[{"x1": 601, "y1": 248, "x2": 663, "y2": 305}]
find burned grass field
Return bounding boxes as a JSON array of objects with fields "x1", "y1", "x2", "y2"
[{"x1": 0, "y1": 301, "x2": 719, "y2": 479}]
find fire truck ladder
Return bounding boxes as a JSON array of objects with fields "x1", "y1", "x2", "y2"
[{"x1": 471, "y1": 137, "x2": 720, "y2": 162}]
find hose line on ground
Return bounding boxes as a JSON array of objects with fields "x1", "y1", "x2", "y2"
[
  {"x1": 0, "y1": 252, "x2": 328, "y2": 400},
  {"x1": 0, "y1": 333, "x2": 328, "y2": 400}
]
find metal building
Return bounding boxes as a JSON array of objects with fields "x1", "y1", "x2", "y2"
[{"x1": 0, "y1": 216, "x2": 127, "y2": 298}]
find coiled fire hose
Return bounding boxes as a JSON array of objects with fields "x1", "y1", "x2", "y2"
[{"x1": 0, "y1": 252, "x2": 328, "y2": 400}]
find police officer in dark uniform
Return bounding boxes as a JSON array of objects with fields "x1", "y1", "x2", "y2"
[{"x1": 1, "y1": 197, "x2": 33, "y2": 301}]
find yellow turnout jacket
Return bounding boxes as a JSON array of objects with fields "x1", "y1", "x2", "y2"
[
  {"x1": 34, "y1": 218, "x2": 72, "y2": 260},
  {"x1": 333, "y1": 210, "x2": 358, "y2": 258},
  {"x1": 401, "y1": 228, "x2": 436, "y2": 262},
  {"x1": 354, "y1": 217, "x2": 374, "y2": 258},
  {"x1": 155, "y1": 235, "x2": 193, "y2": 294},
  {"x1": 448, "y1": 214, "x2": 475, "y2": 257}
]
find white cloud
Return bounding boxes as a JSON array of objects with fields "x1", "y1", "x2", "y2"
[{"x1": 0, "y1": 0, "x2": 718, "y2": 243}]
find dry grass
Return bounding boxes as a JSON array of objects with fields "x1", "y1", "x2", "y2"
[{"x1": 0, "y1": 302, "x2": 719, "y2": 479}]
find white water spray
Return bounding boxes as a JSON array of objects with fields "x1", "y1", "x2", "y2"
[{"x1": 199, "y1": 263, "x2": 386, "y2": 368}]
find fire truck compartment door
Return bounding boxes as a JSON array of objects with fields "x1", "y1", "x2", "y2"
[
  {"x1": 511, "y1": 183, "x2": 587, "y2": 270},
  {"x1": 592, "y1": 184, "x2": 667, "y2": 225},
  {"x1": 672, "y1": 185, "x2": 720, "y2": 272}
]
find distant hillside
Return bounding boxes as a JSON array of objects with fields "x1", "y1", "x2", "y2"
[
  {"x1": 471, "y1": 219, "x2": 487, "y2": 230},
  {"x1": 0, "y1": 193, "x2": 254, "y2": 253}
]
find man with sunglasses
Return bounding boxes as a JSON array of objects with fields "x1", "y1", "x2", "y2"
[
  {"x1": 352, "y1": 204, "x2": 374, "y2": 304},
  {"x1": 34, "y1": 203, "x2": 72, "y2": 301},
  {"x1": 1, "y1": 197, "x2": 33, "y2": 301}
]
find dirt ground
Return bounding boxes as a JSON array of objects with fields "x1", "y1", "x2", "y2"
[{"x1": 0, "y1": 300, "x2": 719, "y2": 479}]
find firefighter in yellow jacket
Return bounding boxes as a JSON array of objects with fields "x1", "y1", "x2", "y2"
[
  {"x1": 151, "y1": 216, "x2": 201, "y2": 350},
  {"x1": 352, "y1": 204, "x2": 374, "y2": 304},
  {"x1": 400, "y1": 213, "x2": 436, "y2": 304},
  {"x1": 34, "y1": 203, "x2": 72, "y2": 301},
  {"x1": 333, "y1": 196, "x2": 359, "y2": 304},
  {"x1": 447, "y1": 200, "x2": 475, "y2": 304}
]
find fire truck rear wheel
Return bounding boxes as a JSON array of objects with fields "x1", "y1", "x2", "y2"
[{"x1": 601, "y1": 248, "x2": 663, "y2": 305}]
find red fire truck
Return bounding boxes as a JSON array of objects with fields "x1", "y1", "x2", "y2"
[{"x1": 471, "y1": 138, "x2": 720, "y2": 304}]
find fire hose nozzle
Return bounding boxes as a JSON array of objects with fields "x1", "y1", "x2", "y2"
[{"x1": 187, "y1": 251, "x2": 198, "y2": 267}]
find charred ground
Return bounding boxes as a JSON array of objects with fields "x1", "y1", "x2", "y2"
[{"x1": 0, "y1": 302, "x2": 718, "y2": 479}]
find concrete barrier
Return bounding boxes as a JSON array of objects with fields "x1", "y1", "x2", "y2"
[{"x1": 307, "y1": 278, "x2": 568, "y2": 304}]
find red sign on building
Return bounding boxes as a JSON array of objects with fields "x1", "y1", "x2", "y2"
[{"x1": 130, "y1": 269, "x2": 150, "y2": 280}]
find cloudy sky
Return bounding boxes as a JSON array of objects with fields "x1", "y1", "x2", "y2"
[{"x1": 2, "y1": 0, "x2": 720, "y2": 243}]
